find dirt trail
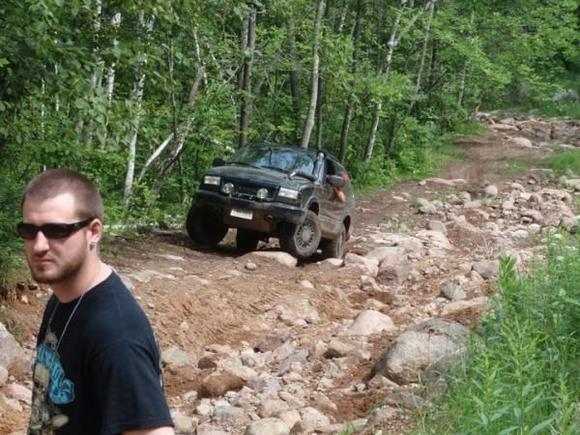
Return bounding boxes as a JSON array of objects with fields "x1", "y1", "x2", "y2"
[{"x1": 1, "y1": 114, "x2": 578, "y2": 434}]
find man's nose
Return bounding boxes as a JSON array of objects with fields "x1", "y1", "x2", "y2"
[{"x1": 30, "y1": 231, "x2": 50, "y2": 253}]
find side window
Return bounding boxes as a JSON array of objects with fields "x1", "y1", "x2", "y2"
[{"x1": 325, "y1": 159, "x2": 338, "y2": 178}]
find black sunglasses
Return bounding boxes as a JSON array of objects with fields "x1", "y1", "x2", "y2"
[{"x1": 17, "y1": 219, "x2": 93, "y2": 240}]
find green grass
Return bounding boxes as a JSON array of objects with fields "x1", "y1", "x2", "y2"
[
  {"x1": 545, "y1": 150, "x2": 580, "y2": 176},
  {"x1": 415, "y1": 234, "x2": 580, "y2": 434},
  {"x1": 491, "y1": 156, "x2": 544, "y2": 176}
]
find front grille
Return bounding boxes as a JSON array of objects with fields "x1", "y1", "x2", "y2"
[{"x1": 227, "y1": 181, "x2": 276, "y2": 201}]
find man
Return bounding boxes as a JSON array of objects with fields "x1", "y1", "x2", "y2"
[{"x1": 19, "y1": 169, "x2": 174, "y2": 435}]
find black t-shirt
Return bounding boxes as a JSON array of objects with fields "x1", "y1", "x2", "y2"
[{"x1": 28, "y1": 272, "x2": 173, "y2": 434}]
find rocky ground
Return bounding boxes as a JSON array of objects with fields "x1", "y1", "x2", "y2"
[{"x1": 1, "y1": 113, "x2": 579, "y2": 435}]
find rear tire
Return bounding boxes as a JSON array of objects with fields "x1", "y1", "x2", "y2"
[
  {"x1": 321, "y1": 225, "x2": 346, "y2": 259},
  {"x1": 236, "y1": 229, "x2": 261, "y2": 252},
  {"x1": 280, "y1": 210, "x2": 322, "y2": 260},
  {"x1": 186, "y1": 205, "x2": 227, "y2": 246}
]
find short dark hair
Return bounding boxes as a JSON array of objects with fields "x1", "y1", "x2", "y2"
[{"x1": 21, "y1": 169, "x2": 104, "y2": 221}]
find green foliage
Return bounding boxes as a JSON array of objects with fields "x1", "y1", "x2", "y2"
[
  {"x1": 416, "y1": 234, "x2": 580, "y2": 434},
  {"x1": 545, "y1": 150, "x2": 580, "y2": 176},
  {"x1": 0, "y1": 0, "x2": 578, "y2": 289}
]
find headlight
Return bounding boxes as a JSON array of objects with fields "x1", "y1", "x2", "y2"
[
  {"x1": 278, "y1": 187, "x2": 299, "y2": 200},
  {"x1": 203, "y1": 175, "x2": 221, "y2": 186},
  {"x1": 222, "y1": 182, "x2": 234, "y2": 194},
  {"x1": 257, "y1": 188, "x2": 268, "y2": 200}
]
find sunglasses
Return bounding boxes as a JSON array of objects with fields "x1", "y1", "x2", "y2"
[{"x1": 17, "y1": 219, "x2": 93, "y2": 240}]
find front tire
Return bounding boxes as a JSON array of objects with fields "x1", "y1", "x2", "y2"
[
  {"x1": 186, "y1": 205, "x2": 228, "y2": 246},
  {"x1": 280, "y1": 210, "x2": 322, "y2": 260},
  {"x1": 321, "y1": 225, "x2": 346, "y2": 259}
]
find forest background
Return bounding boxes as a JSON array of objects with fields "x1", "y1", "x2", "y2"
[{"x1": 1, "y1": 0, "x2": 579, "y2": 286}]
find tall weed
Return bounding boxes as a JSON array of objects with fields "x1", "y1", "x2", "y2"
[{"x1": 416, "y1": 234, "x2": 580, "y2": 434}]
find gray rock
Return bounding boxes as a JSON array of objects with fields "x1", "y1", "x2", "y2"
[
  {"x1": 247, "y1": 375, "x2": 282, "y2": 395},
  {"x1": 383, "y1": 391, "x2": 427, "y2": 410},
  {"x1": 0, "y1": 365, "x2": 8, "y2": 387},
  {"x1": 196, "y1": 423, "x2": 230, "y2": 435},
  {"x1": 344, "y1": 253, "x2": 379, "y2": 277},
  {"x1": 278, "y1": 350, "x2": 309, "y2": 375},
  {"x1": 3, "y1": 383, "x2": 32, "y2": 404},
  {"x1": 373, "y1": 319, "x2": 470, "y2": 384},
  {"x1": 441, "y1": 297, "x2": 488, "y2": 317},
  {"x1": 472, "y1": 260, "x2": 499, "y2": 279},
  {"x1": 521, "y1": 209, "x2": 544, "y2": 224},
  {"x1": 511, "y1": 137, "x2": 534, "y2": 148},
  {"x1": 245, "y1": 418, "x2": 290, "y2": 435},
  {"x1": 360, "y1": 275, "x2": 381, "y2": 292},
  {"x1": 221, "y1": 357, "x2": 258, "y2": 381},
  {"x1": 214, "y1": 404, "x2": 245, "y2": 422},
  {"x1": 484, "y1": 185, "x2": 499, "y2": 197},
  {"x1": 162, "y1": 346, "x2": 193, "y2": 368},
  {"x1": 417, "y1": 198, "x2": 437, "y2": 214},
  {"x1": 416, "y1": 230, "x2": 453, "y2": 250},
  {"x1": 171, "y1": 410, "x2": 194, "y2": 434},
  {"x1": 559, "y1": 215, "x2": 579, "y2": 232},
  {"x1": 276, "y1": 410, "x2": 301, "y2": 430},
  {"x1": 299, "y1": 407, "x2": 331, "y2": 432},
  {"x1": 365, "y1": 247, "x2": 405, "y2": 263},
  {"x1": 259, "y1": 399, "x2": 289, "y2": 417},
  {"x1": 251, "y1": 251, "x2": 298, "y2": 267},
  {"x1": 0, "y1": 323, "x2": 25, "y2": 372},
  {"x1": 341, "y1": 310, "x2": 396, "y2": 336},
  {"x1": 441, "y1": 282, "x2": 466, "y2": 301},
  {"x1": 512, "y1": 229, "x2": 529, "y2": 239},
  {"x1": 255, "y1": 331, "x2": 292, "y2": 353},
  {"x1": 427, "y1": 220, "x2": 447, "y2": 235}
]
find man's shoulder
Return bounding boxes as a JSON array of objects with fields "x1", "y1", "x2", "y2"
[{"x1": 82, "y1": 272, "x2": 153, "y2": 346}]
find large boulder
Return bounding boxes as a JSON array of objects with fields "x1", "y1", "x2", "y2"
[
  {"x1": 0, "y1": 323, "x2": 25, "y2": 372},
  {"x1": 245, "y1": 418, "x2": 289, "y2": 435},
  {"x1": 373, "y1": 319, "x2": 470, "y2": 384},
  {"x1": 341, "y1": 310, "x2": 396, "y2": 336}
]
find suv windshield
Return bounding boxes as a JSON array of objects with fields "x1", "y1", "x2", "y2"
[{"x1": 228, "y1": 144, "x2": 317, "y2": 175}]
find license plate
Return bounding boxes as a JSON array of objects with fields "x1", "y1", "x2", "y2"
[{"x1": 230, "y1": 208, "x2": 253, "y2": 220}]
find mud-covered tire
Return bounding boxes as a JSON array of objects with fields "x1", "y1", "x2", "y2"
[
  {"x1": 280, "y1": 210, "x2": 322, "y2": 260},
  {"x1": 186, "y1": 205, "x2": 227, "y2": 246},
  {"x1": 321, "y1": 225, "x2": 346, "y2": 259},
  {"x1": 236, "y1": 229, "x2": 261, "y2": 252}
]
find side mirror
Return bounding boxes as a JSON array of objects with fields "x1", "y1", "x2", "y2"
[
  {"x1": 212, "y1": 157, "x2": 226, "y2": 167},
  {"x1": 326, "y1": 174, "x2": 345, "y2": 188}
]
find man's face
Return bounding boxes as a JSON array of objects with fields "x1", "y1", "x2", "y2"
[{"x1": 22, "y1": 192, "x2": 92, "y2": 285}]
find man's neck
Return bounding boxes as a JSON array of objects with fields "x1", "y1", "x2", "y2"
[{"x1": 52, "y1": 261, "x2": 112, "y2": 303}]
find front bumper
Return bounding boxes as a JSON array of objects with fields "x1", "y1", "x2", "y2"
[{"x1": 195, "y1": 190, "x2": 306, "y2": 233}]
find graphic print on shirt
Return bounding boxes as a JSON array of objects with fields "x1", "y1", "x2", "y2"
[{"x1": 28, "y1": 330, "x2": 72, "y2": 434}]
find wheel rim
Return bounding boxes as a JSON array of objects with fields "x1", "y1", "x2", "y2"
[{"x1": 296, "y1": 220, "x2": 315, "y2": 249}]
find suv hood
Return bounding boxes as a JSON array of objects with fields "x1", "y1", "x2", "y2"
[{"x1": 206, "y1": 165, "x2": 312, "y2": 187}]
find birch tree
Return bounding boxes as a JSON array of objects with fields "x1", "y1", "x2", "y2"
[
  {"x1": 239, "y1": 7, "x2": 257, "y2": 147},
  {"x1": 301, "y1": 0, "x2": 326, "y2": 149},
  {"x1": 364, "y1": 0, "x2": 433, "y2": 163}
]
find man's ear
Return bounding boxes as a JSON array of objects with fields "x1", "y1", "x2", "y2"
[{"x1": 88, "y1": 218, "x2": 103, "y2": 246}]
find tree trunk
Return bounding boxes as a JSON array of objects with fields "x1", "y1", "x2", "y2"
[
  {"x1": 301, "y1": 0, "x2": 326, "y2": 149},
  {"x1": 287, "y1": 21, "x2": 302, "y2": 143},
  {"x1": 364, "y1": 0, "x2": 433, "y2": 163},
  {"x1": 407, "y1": 0, "x2": 436, "y2": 115},
  {"x1": 105, "y1": 12, "x2": 121, "y2": 105},
  {"x1": 138, "y1": 67, "x2": 205, "y2": 184},
  {"x1": 315, "y1": 71, "x2": 324, "y2": 150},
  {"x1": 123, "y1": 13, "x2": 153, "y2": 204},
  {"x1": 239, "y1": 8, "x2": 257, "y2": 147},
  {"x1": 458, "y1": 9, "x2": 475, "y2": 108},
  {"x1": 339, "y1": 0, "x2": 364, "y2": 162}
]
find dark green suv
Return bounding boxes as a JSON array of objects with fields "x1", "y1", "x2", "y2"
[{"x1": 186, "y1": 143, "x2": 355, "y2": 259}]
